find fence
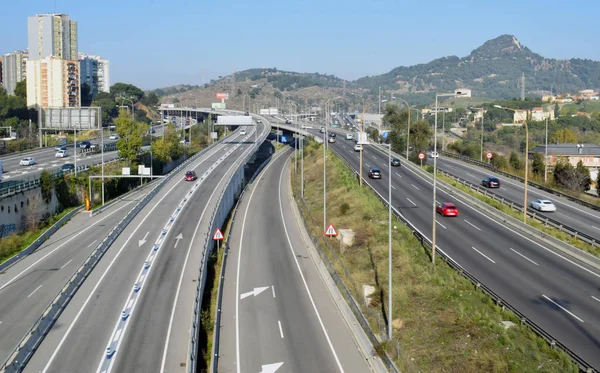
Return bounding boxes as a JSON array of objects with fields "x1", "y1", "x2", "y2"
[
  {"x1": 0, "y1": 133, "x2": 232, "y2": 373},
  {"x1": 440, "y1": 150, "x2": 600, "y2": 212}
]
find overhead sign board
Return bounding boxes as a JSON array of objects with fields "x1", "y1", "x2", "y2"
[
  {"x1": 216, "y1": 116, "x2": 253, "y2": 126},
  {"x1": 40, "y1": 107, "x2": 102, "y2": 130},
  {"x1": 216, "y1": 92, "x2": 229, "y2": 100}
]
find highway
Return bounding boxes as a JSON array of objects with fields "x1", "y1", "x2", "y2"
[
  {"x1": 217, "y1": 147, "x2": 373, "y2": 373},
  {"x1": 431, "y1": 154, "x2": 600, "y2": 241},
  {"x1": 0, "y1": 185, "x2": 150, "y2": 364},
  {"x1": 306, "y1": 127, "x2": 600, "y2": 370},
  {"x1": 24, "y1": 121, "x2": 267, "y2": 373}
]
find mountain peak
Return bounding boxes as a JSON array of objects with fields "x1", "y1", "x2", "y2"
[{"x1": 471, "y1": 34, "x2": 524, "y2": 58}]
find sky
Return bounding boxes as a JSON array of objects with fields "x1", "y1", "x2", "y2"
[{"x1": 2, "y1": 0, "x2": 600, "y2": 90}]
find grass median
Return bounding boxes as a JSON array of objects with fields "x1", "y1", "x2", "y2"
[
  {"x1": 437, "y1": 173, "x2": 600, "y2": 258},
  {"x1": 291, "y1": 140, "x2": 578, "y2": 373}
]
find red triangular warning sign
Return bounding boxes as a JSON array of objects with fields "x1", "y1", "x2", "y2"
[
  {"x1": 324, "y1": 223, "x2": 338, "y2": 237},
  {"x1": 213, "y1": 228, "x2": 224, "y2": 240}
]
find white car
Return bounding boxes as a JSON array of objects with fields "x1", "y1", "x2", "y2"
[
  {"x1": 240, "y1": 129, "x2": 246, "y2": 135},
  {"x1": 428, "y1": 151, "x2": 439, "y2": 158},
  {"x1": 109, "y1": 134, "x2": 119, "y2": 140},
  {"x1": 328, "y1": 137, "x2": 336, "y2": 143},
  {"x1": 301, "y1": 125, "x2": 313, "y2": 129},
  {"x1": 55, "y1": 150, "x2": 68, "y2": 158},
  {"x1": 354, "y1": 144, "x2": 363, "y2": 152},
  {"x1": 346, "y1": 134, "x2": 353, "y2": 140},
  {"x1": 319, "y1": 127, "x2": 325, "y2": 133},
  {"x1": 530, "y1": 199, "x2": 556, "y2": 212},
  {"x1": 20, "y1": 157, "x2": 35, "y2": 166}
]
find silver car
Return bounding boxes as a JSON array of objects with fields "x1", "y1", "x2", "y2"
[{"x1": 529, "y1": 199, "x2": 556, "y2": 212}]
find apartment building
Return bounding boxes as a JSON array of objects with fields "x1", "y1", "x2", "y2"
[
  {"x1": 26, "y1": 56, "x2": 80, "y2": 107},
  {"x1": 530, "y1": 143, "x2": 600, "y2": 181},
  {"x1": 27, "y1": 14, "x2": 77, "y2": 60},
  {"x1": 79, "y1": 53, "x2": 110, "y2": 95},
  {"x1": 1, "y1": 51, "x2": 28, "y2": 95}
]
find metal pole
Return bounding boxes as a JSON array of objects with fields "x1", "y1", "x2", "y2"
[
  {"x1": 74, "y1": 118, "x2": 77, "y2": 176},
  {"x1": 544, "y1": 117, "x2": 548, "y2": 183},
  {"x1": 388, "y1": 140, "x2": 392, "y2": 340},
  {"x1": 442, "y1": 111, "x2": 446, "y2": 152},
  {"x1": 378, "y1": 86, "x2": 381, "y2": 115},
  {"x1": 480, "y1": 111, "x2": 484, "y2": 161},
  {"x1": 324, "y1": 101, "x2": 328, "y2": 233},
  {"x1": 432, "y1": 94, "x2": 439, "y2": 264},
  {"x1": 524, "y1": 121, "x2": 529, "y2": 223},
  {"x1": 101, "y1": 122, "x2": 105, "y2": 205},
  {"x1": 360, "y1": 101, "x2": 365, "y2": 186},
  {"x1": 406, "y1": 108, "x2": 411, "y2": 160},
  {"x1": 301, "y1": 135, "x2": 304, "y2": 199},
  {"x1": 88, "y1": 177, "x2": 91, "y2": 209}
]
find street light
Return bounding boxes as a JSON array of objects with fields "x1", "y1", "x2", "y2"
[
  {"x1": 290, "y1": 102, "x2": 298, "y2": 173},
  {"x1": 494, "y1": 105, "x2": 529, "y2": 223},
  {"x1": 469, "y1": 107, "x2": 485, "y2": 161},
  {"x1": 323, "y1": 96, "x2": 341, "y2": 232},
  {"x1": 432, "y1": 93, "x2": 457, "y2": 264}
]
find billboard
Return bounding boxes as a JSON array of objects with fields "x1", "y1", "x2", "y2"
[
  {"x1": 161, "y1": 104, "x2": 175, "y2": 109},
  {"x1": 259, "y1": 108, "x2": 278, "y2": 115},
  {"x1": 40, "y1": 107, "x2": 101, "y2": 130},
  {"x1": 216, "y1": 92, "x2": 229, "y2": 100},
  {"x1": 212, "y1": 102, "x2": 226, "y2": 110},
  {"x1": 216, "y1": 116, "x2": 253, "y2": 126}
]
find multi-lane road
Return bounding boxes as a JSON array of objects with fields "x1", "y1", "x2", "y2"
[
  {"x1": 23, "y1": 122, "x2": 267, "y2": 373},
  {"x1": 218, "y1": 147, "x2": 375, "y2": 373},
  {"x1": 0, "y1": 185, "x2": 150, "y2": 364}
]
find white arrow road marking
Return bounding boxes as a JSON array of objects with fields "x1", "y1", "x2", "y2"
[
  {"x1": 138, "y1": 231, "x2": 149, "y2": 247},
  {"x1": 259, "y1": 362, "x2": 284, "y2": 373},
  {"x1": 240, "y1": 286, "x2": 270, "y2": 300},
  {"x1": 174, "y1": 233, "x2": 183, "y2": 248}
]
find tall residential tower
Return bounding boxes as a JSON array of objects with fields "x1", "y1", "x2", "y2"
[
  {"x1": 79, "y1": 54, "x2": 110, "y2": 95},
  {"x1": 27, "y1": 13, "x2": 78, "y2": 60},
  {"x1": 1, "y1": 51, "x2": 28, "y2": 95}
]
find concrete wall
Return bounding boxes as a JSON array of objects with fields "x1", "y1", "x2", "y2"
[{"x1": 0, "y1": 187, "x2": 59, "y2": 238}]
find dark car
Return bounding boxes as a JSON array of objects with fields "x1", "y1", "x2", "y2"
[
  {"x1": 185, "y1": 171, "x2": 197, "y2": 181},
  {"x1": 60, "y1": 163, "x2": 75, "y2": 172},
  {"x1": 391, "y1": 158, "x2": 401, "y2": 167},
  {"x1": 482, "y1": 177, "x2": 500, "y2": 188},
  {"x1": 244, "y1": 111, "x2": 250, "y2": 116},
  {"x1": 80, "y1": 140, "x2": 91, "y2": 149},
  {"x1": 285, "y1": 120, "x2": 292, "y2": 124},
  {"x1": 368, "y1": 168, "x2": 382, "y2": 179},
  {"x1": 329, "y1": 132, "x2": 336, "y2": 138},
  {"x1": 437, "y1": 202, "x2": 459, "y2": 217}
]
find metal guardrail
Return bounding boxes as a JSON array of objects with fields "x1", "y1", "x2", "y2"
[
  {"x1": 357, "y1": 145, "x2": 597, "y2": 373},
  {"x1": 440, "y1": 150, "x2": 600, "y2": 212},
  {"x1": 0, "y1": 206, "x2": 84, "y2": 272},
  {"x1": 188, "y1": 125, "x2": 270, "y2": 373},
  {"x1": 0, "y1": 134, "x2": 231, "y2": 373},
  {"x1": 438, "y1": 169, "x2": 600, "y2": 247}
]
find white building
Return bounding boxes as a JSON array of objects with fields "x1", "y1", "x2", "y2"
[
  {"x1": 79, "y1": 53, "x2": 110, "y2": 94},
  {"x1": 27, "y1": 14, "x2": 78, "y2": 61},
  {"x1": 1, "y1": 51, "x2": 28, "y2": 95},
  {"x1": 26, "y1": 56, "x2": 80, "y2": 108}
]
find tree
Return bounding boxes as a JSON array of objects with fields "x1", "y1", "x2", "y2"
[
  {"x1": 554, "y1": 102, "x2": 560, "y2": 118},
  {"x1": 24, "y1": 195, "x2": 43, "y2": 229},
  {"x1": 110, "y1": 83, "x2": 144, "y2": 102},
  {"x1": 93, "y1": 96, "x2": 118, "y2": 124},
  {"x1": 550, "y1": 128, "x2": 577, "y2": 144},
  {"x1": 173, "y1": 97, "x2": 180, "y2": 103},
  {"x1": 14, "y1": 79, "x2": 27, "y2": 99},
  {"x1": 531, "y1": 152, "x2": 545, "y2": 175},
  {"x1": 490, "y1": 153, "x2": 508, "y2": 169},
  {"x1": 141, "y1": 92, "x2": 159, "y2": 107},
  {"x1": 509, "y1": 151, "x2": 523, "y2": 170},
  {"x1": 81, "y1": 83, "x2": 93, "y2": 106},
  {"x1": 553, "y1": 158, "x2": 591, "y2": 192},
  {"x1": 40, "y1": 170, "x2": 54, "y2": 203},
  {"x1": 115, "y1": 111, "x2": 149, "y2": 163}
]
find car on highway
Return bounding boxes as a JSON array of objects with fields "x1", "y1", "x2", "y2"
[
  {"x1": 437, "y1": 202, "x2": 459, "y2": 217},
  {"x1": 319, "y1": 126, "x2": 325, "y2": 133},
  {"x1": 391, "y1": 158, "x2": 401, "y2": 167},
  {"x1": 55, "y1": 144, "x2": 67, "y2": 151},
  {"x1": 329, "y1": 132, "x2": 336, "y2": 138},
  {"x1": 428, "y1": 151, "x2": 439, "y2": 158},
  {"x1": 354, "y1": 144, "x2": 363, "y2": 152},
  {"x1": 301, "y1": 124, "x2": 313, "y2": 129},
  {"x1": 368, "y1": 168, "x2": 381, "y2": 179},
  {"x1": 55, "y1": 149, "x2": 68, "y2": 158},
  {"x1": 20, "y1": 157, "x2": 35, "y2": 166},
  {"x1": 80, "y1": 140, "x2": 91, "y2": 149},
  {"x1": 285, "y1": 120, "x2": 292, "y2": 124},
  {"x1": 60, "y1": 163, "x2": 75, "y2": 172},
  {"x1": 482, "y1": 177, "x2": 500, "y2": 188},
  {"x1": 328, "y1": 137, "x2": 336, "y2": 143},
  {"x1": 240, "y1": 129, "x2": 246, "y2": 135},
  {"x1": 109, "y1": 134, "x2": 119, "y2": 140},
  {"x1": 185, "y1": 171, "x2": 197, "y2": 181},
  {"x1": 256, "y1": 119, "x2": 262, "y2": 123},
  {"x1": 346, "y1": 133, "x2": 353, "y2": 140},
  {"x1": 530, "y1": 199, "x2": 556, "y2": 212}
]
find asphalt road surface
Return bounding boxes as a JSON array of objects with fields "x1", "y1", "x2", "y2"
[
  {"x1": 431, "y1": 155, "x2": 600, "y2": 242},
  {"x1": 0, "y1": 185, "x2": 149, "y2": 364},
  {"x1": 218, "y1": 147, "x2": 372, "y2": 373},
  {"x1": 24, "y1": 123, "x2": 267, "y2": 373},
  {"x1": 311, "y1": 128, "x2": 600, "y2": 370}
]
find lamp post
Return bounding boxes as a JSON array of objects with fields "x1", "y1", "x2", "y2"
[
  {"x1": 544, "y1": 117, "x2": 549, "y2": 183},
  {"x1": 386, "y1": 140, "x2": 393, "y2": 340},
  {"x1": 469, "y1": 107, "x2": 485, "y2": 161},
  {"x1": 323, "y1": 96, "x2": 341, "y2": 232},
  {"x1": 432, "y1": 93, "x2": 457, "y2": 264},
  {"x1": 494, "y1": 105, "x2": 529, "y2": 223},
  {"x1": 290, "y1": 102, "x2": 298, "y2": 173}
]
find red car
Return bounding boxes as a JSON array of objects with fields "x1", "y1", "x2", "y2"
[
  {"x1": 437, "y1": 202, "x2": 459, "y2": 217},
  {"x1": 185, "y1": 171, "x2": 197, "y2": 181}
]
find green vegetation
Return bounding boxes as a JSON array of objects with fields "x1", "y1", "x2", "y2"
[
  {"x1": 437, "y1": 173, "x2": 600, "y2": 258},
  {"x1": 291, "y1": 139, "x2": 578, "y2": 372}
]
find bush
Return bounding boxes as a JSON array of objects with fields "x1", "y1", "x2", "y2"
[{"x1": 340, "y1": 202, "x2": 350, "y2": 215}]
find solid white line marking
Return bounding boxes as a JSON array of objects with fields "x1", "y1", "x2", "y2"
[
  {"x1": 510, "y1": 248, "x2": 539, "y2": 266},
  {"x1": 406, "y1": 198, "x2": 416, "y2": 206},
  {"x1": 41, "y1": 142, "x2": 229, "y2": 373},
  {"x1": 464, "y1": 219, "x2": 482, "y2": 231},
  {"x1": 87, "y1": 240, "x2": 98, "y2": 248},
  {"x1": 0, "y1": 200, "x2": 139, "y2": 292},
  {"x1": 436, "y1": 221, "x2": 447, "y2": 229},
  {"x1": 542, "y1": 295, "x2": 584, "y2": 322},
  {"x1": 60, "y1": 259, "x2": 73, "y2": 269},
  {"x1": 272, "y1": 285, "x2": 276, "y2": 298},
  {"x1": 395, "y1": 172, "x2": 402, "y2": 178},
  {"x1": 278, "y1": 154, "x2": 345, "y2": 372},
  {"x1": 278, "y1": 320, "x2": 284, "y2": 339},
  {"x1": 391, "y1": 185, "x2": 396, "y2": 190},
  {"x1": 365, "y1": 163, "x2": 370, "y2": 168},
  {"x1": 27, "y1": 285, "x2": 43, "y2": 298},
  {"x1": 501, "y1": 187, "x2": 508, "y2": 191},
  {"x1": 411, "y1": 184, "x2": 419, "y2": 190},
  {"x1": 466, "y1": 172, "x2": 475, "y2": 178},
  {"x1": 471, "y1": 247, "x2": 496, "y2": 263},
  {"x1": 592, "y1": 296, "x2": 600, "y2": 303},
  {"x1": 593, "y1": 226, "x2": 600, "y2": 231},
  {"x1": 236, "y1": 148, "x2": 290, "y2": 373}
]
